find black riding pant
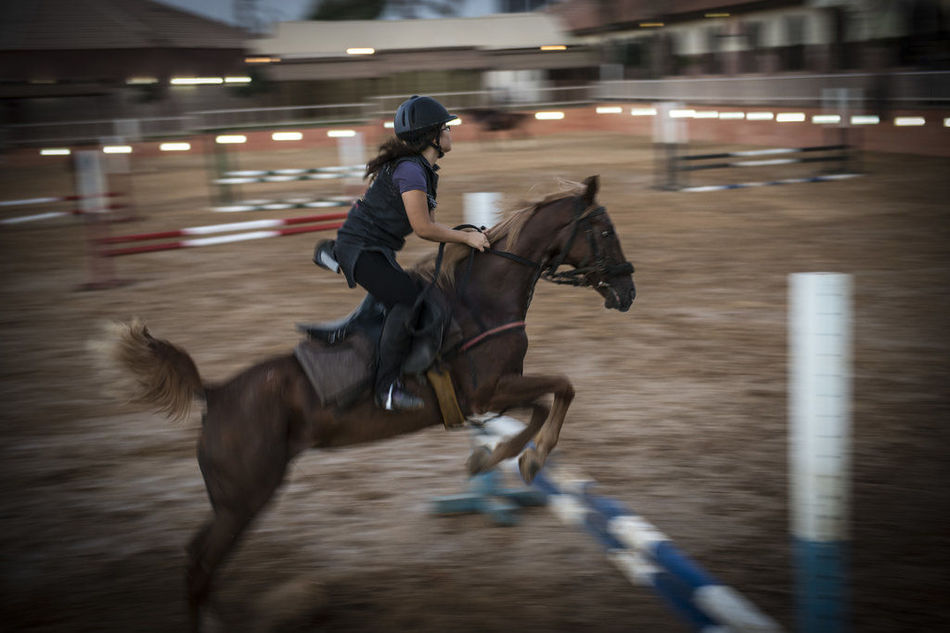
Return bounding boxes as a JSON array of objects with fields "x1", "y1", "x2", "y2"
[
  {"x1": 352, "y1": 251, "x2": 419, "y2": 395},
  {"x1": 352, "y1": 250, "x2": 418, "y2": 310}
]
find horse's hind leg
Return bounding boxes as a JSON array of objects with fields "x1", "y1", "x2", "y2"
[{"x1": 186, "y1": 412, "x2": 291, "y2": 631}]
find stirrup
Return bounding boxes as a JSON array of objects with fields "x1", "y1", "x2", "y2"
[{"x1": 378, "y1": 380, "x2": 424, "y2": 412}]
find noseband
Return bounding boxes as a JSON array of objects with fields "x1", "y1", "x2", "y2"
[{"x1": 540, "y1": 197, "x2": 634, "y2": 286}]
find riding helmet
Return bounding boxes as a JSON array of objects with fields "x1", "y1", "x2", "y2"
[{"x1": 394, "y1": 96, "x2": 457, "y2": 143}]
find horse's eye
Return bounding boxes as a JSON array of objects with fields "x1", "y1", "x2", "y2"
[{"x1": 601, "y1": 229, "x2": 612, "y2": 238}]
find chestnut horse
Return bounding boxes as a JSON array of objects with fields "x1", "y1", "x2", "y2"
[{"x1": 98, "y1": 175, "x2": 634, "y2": 631}]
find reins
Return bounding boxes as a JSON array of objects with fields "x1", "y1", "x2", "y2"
[{"x1": 432, "y1": 195, "x2": 634, "y2": 356}]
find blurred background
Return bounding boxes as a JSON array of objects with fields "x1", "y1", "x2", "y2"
[
  {"x1": 1, "y1": 2, "x2": 948, "y2": 633},
  {"x1": 1, "y1": 0, "x2": 947, "y2": 151}
]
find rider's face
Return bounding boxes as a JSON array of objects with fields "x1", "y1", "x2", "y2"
[{"x1": 439, "y1": 125, "x2": 453, "y2": 154}]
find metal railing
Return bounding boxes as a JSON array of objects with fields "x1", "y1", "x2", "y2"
[
  {"x1": 595, "y1": 71, "x2": 950, "y2": 106},
  {"x1": 4, "y1": 116, "x2": 194, "y2": 146},
  {"x1": 5, "y1": 72, "x2": 946, "y2": 147},
  {"x1": 191, "y1": 102, "x2": 371, "y2": 131}
]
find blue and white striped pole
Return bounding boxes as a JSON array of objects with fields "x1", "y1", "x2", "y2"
[
  {"x1": 475, "y1": 417, "x2": 782, "y2": 633},
  {"x1": 789, "y1": 273, "x2": 852, "y2": 633}
]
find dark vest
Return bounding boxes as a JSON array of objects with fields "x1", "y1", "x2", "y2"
[{"x1": 334, "y1": 155, "x2": 439, "y2": 287}]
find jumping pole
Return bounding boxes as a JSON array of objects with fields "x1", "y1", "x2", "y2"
[
  {"x1": 789, "y1": 273, "x2": 852, "y2": 633},
  {"x1": 463, "y1": 192, "x2": 502, "y2": 229}
]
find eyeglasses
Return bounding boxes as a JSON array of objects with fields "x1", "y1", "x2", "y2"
[{"x1": 441, "y1": 125, "x2": 451, "y2": 132}]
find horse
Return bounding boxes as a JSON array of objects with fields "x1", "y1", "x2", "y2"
[{"x1": 95, "y1": 175, "x2": 635, "y2": 631}]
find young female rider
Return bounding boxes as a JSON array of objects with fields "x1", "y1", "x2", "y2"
[{"x1": 330, "y1": 96, "x2": 490, "y2": 411}]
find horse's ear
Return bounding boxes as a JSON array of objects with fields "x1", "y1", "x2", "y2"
[{"x1": 582, "y1": 175, "x2": 599, "y2": 205}]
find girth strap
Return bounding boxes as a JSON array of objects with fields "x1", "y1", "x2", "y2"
[{"x1": 460, "y1": 320, "x2": 526, "y2": 353}]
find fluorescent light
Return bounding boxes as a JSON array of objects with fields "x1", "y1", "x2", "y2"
[
  {"x1": 540, "y1": 45, "x2": 567, "y2": 51},
  {"x1": 447, "y1": 118, "x2": 462, "y2": 126},
  {"x1": 171, "y1": 77, "x2": 224, "y2": 85},
  {"x1": 216, "y1": 135, "x2": 247, "y2": 144},
  {"x1": 535, "y1": 111, "x2": 564, "y2": 120},
  {"x1": 327, "y1": 130, "x2": 356, "y2": 138},
  {"x1": 245, "y1": 56, "x2": 280, "y2": 63},
  {"x1": 224, "y1": 76, "x2": 252, "y2": 84},
  {"x1": 812, "y1": 115, "x2": 841, "y2": 124},
  {"x1": 631, "y1": 107, "x2": 657, "y2": 116},
  {"x1": 272, "y1": 132, "x2": 303, "y2": 141},
  {"x1": 160, "y1": 142, "x2": 191, "y2": 151},
  {"x1": 776, "y1": 112, "x2": 806, "y2": 122},
  {"x1": 640, "y1": 22, "x2": 664, "y2": 27},
  {"x1": 103, "y1": 145, "x2": 132, "y2": 154},
  {"x1": 693, "y1": 110, "x2": 718, "y2": 119},
  {"x1": 383, "y1": 121, "x2": 394, "y2": 129},
  {"x1": 670, "y1": 109, "x2": 695, "y2": 118},
  {"x1": 944, "y1": 118, "x2": 950, "y2": 127},
  {"x1": 346, "y1": 48, "x2": 375, "y2": 55},
  {"x1": 895, "y1": 116, "x2": 925, "y2": 126},
  {"x1": 596, "y1": 106, "x2": 623, "y2": 114},
  {"x1": 747, "y1": 112, "x2": 774, "y2": 121},
  {"x1": 851, "y1": 115, "x2": 879, "y2": 125},
  {"x1": 40, "y1": 148, "x2": 71, "y2": 156},
  {"x1": 126, "y1": 77, "x2": 158, "y2": 85},
  {"x1": 719, "y1": 112, "x2": 745, "y2": 120}
]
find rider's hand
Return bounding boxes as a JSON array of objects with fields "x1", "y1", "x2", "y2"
[{"x1": 463, "y1": 230, "x2": 490, "y2": 252}]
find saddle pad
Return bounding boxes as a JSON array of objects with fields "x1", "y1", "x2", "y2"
[{"x1": 293, "y1": 335, "x2": 374, "y2": 406}]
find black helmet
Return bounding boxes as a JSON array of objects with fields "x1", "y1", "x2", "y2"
[{"x1": 394, "y1": 96, "x2": 457, "y2": 143}]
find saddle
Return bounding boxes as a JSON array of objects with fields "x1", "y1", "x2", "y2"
[{"x1": 294, "y1": 277, "x2": 462, "y2": 410}]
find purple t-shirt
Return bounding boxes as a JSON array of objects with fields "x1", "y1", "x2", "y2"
[{"x1": 392, "y1": 160, "x2": 428, "y2": 195}]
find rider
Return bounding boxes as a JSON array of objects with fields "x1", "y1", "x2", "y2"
[{"x1": 330, "y1": 95, "x2": 490, "y2": 412}]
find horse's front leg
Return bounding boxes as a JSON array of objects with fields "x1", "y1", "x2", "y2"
[{"x1": 470, "y1": 373, "x2": 574, "y2": 483}]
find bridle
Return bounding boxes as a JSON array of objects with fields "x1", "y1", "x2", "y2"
[
  {"x1": 457, "y1": 195, "x2": 635, "y2": 287},
  {"x1": 432, "y1": 194, "x2": 635, "y2": 370},
  {"x1": 536, "y1": 196, "x2": 635, "y2": 286}
]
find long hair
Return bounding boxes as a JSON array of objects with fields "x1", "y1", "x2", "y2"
[{"x1": 365, "y1": 129, "x2": 439, "y2": 180}]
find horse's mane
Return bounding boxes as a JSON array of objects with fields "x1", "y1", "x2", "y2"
[{"x1": 414, "y1": 179, "x2": 585, "y2": 289}]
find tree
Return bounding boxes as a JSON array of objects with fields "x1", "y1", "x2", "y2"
[
  {"x1": 308, "y1": 0, "x2": 458, "y2": 21},
  {"x1": 309, "y1": 0, "x2": 386, "y2": 20}
]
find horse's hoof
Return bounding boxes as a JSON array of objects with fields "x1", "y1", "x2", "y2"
[
  {"x1": 466, "y1": 445, "x2": 493, "y2": 475},
  {"x1": 519, "y1": 449, "x2": 541, "y2": 484}
]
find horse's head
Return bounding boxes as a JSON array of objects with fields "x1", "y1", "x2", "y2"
[{"x1": 542, "y1": 176, "x2": 636, "y2": 312}]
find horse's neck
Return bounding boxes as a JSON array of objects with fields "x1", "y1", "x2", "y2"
[{"x1": 463, "y1": 213, "x2": 561, "y2": 322}]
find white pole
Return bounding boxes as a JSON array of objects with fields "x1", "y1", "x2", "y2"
[
  {"x1": 463, "y1": 192, "x2": 502, "y2": 230},
  {"x1": 789, "y1": 272, "x2": 852, "y2": 633},
  {"x1": 337, "y1": 132, "x2": 365, "y2": 197},
  {"x1": 75, "y1": 150, "x2": 107, "y2": 213}
]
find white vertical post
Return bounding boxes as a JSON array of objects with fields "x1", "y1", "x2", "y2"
[
  {"x1": 337, "y1": 131, "x2": 364, "y2": 170},
  {"x1": 337, "y1": 132, "x2": 365, "y2": 197},
  {"x1": 463, "y1": 192, "x2": 501, "y2": 230},
  {"x1": 76, "y1": 150, "x2": 117, "y2": 289},
  {"x1": 75, "y1": 150, "x2": 106, "y2": 213},
  {"x1": 654, "y1": 102, "x2": 685, "y2": 189},
  {"x1": 789, "y1": 272, "x2": 852, "y2": 633}
]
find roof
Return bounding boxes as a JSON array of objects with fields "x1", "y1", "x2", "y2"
[
  {"x1": 0, "y1": 0, "x2": 249, "y2": 51},
  {"x1": 252, "y1": 13, "x2": 576, "y2": 58}
]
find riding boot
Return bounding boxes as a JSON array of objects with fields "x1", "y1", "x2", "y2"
[{"x1": 375, "y1": 304, "x2": 425, "y2": 411}]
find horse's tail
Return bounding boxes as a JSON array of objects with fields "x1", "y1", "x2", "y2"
[{"x1": 90, "y1": 318, "x2": 206, "y2": 422}]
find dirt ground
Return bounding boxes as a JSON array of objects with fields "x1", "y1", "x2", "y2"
[{"x1": 1, "y1": 131, "x2": 948, "y2": 633}]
